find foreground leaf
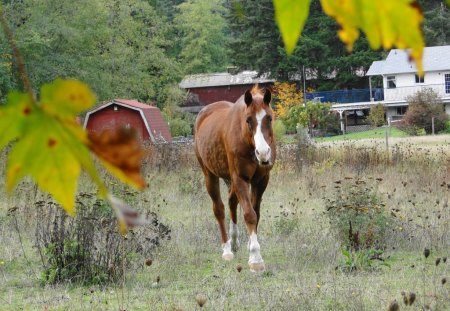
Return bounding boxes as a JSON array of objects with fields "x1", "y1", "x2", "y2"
[
  {"x1": 3, "y1": 80, "x2": 106, "y2": 215},
  {"x1": 40, "y1": 79, "x2": 96, "y2": 117},
  {"x1": 274, "y1": 0, "x2": 312, "y2": 54},
  {"x1": 6, "y1": 111, "x2": 81, "y2": 216},
  {"x1": 319, "y1": 0, "x2": 424, "y2": 74},
  {"x1": 107, "y1": 194, "x2": 148, "y2": 235},
  {"x1": 2, "y1": 78, "x2": 147, "y2": 228},
  {"x1": 88, "y1": 128, "x2": 147, "y2": 190},
  {"x1": 0, "y1": 92, "x2": 33, "y2": 150}
]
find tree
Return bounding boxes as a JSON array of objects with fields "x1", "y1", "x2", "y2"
[
  {"x1": 400, "y1": 89, "x2": 449, "y2": 135},
  {"x1": 174, "y1": 0, "x2": 230, "y2": 74},
  {"x1": 420, "y1": 0, "x2": 450, "y2": 46},
  {"x1": 1, "y1": 0, "x2": 181, "y2": 103},
  {"x1": 226, "y1": 0, "x2": 285, "y2": 77},
  {"x1": 272, "y1": 81, "x2": 304, "y2": 120}
]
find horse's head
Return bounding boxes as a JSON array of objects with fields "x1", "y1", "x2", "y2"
[{"x1": 243, "y1": 87, "x2": 274, "y2": 166}]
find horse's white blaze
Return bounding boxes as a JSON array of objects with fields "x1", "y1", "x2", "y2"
[
  {"x1": 248, "y1": 232, "x2": 263, "y2": 264},
  {"x1": 254, "y1": 109, "x2": 271, "y2": 163},
  {"x1": 229, "y1": 221, "x2": 239, "y2": 251},
  {"x1": 222, "y1": 239, "x2": 234, "y2": 260}
]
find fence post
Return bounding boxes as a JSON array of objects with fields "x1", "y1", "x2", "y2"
[
  {"x1": 431, "y1": 116, "x2": 435, "y2": 135},
  {"x1": 385, "y1": 124, "x2": 389, "y2": 152}
]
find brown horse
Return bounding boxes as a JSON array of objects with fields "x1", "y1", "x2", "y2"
[{"x1": 194, "y1": 86, "x2": 275, "y2": 272}]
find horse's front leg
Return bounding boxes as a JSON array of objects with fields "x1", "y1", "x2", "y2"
[
  {"x1": 251, "y1": 175, "x2": 270, "y2": 230},
  {"x1": 233, "y1": 176, "x2": 265, "y2": 272}
]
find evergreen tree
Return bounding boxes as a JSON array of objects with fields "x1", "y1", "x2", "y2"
[{"x1": 174, "y1": 0, "x2": 230, "y2": 74}]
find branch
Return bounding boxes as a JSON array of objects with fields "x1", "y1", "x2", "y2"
[{"x1": 0, "y1": 6, "x2": 35, "y2": 101}]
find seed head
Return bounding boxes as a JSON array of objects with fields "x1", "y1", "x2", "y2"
[
  {"x1": 387, "y1": 300, "x2": 399, "y2": 311},
  {"x1": 443, "y1": 257, "x2": 447, "y2": 263},
  {"x1": 442, "y1": 277, "x2": 447, "y2": 285},
  {"x1": 424, "y1": 248, "x2": 430, "y2": 258},
  {"x1": 145, "y1": 258, "x2": 153, "y2": 266},
  {"x1": 435, "y1": 257, "x2": 441, "y2": 266},
  {"x1": 236, "y1": 264, "x2": 243, "y2": 273},
  {"x1": 408, "y1": 292, "x2": 416, "y2": 305},
  {"x1": 195, "y1": 294, "x2": 207, "y2": 308}
]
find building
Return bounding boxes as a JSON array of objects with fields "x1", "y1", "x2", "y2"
[
  {"x1": 366, "y1": 45, "x2": 450, "y2": 120},
  {"x1": 83, "y1": 99, "x2": 172, "y2": 143},
  {"x1": 179, "y1": 70, "x2": 275, "y2": 113},
  {"x1": 326, "y1": 45, "x2": 450, "y2": 132}
]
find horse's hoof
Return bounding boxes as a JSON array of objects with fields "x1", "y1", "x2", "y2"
[
  {"x1": 222, "y1": 252, "x2": 234, "y2": 261},
  {"x1": 249, "y1": 261, "x2": 265, "y2": 273}
]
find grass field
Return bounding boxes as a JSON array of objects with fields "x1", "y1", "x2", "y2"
[
  {"x1": 315, "y1": 127, "x2": 409, "y2": 142},
  {"x1": 0, "y1": 140, "x2": 449, "y2": 310}
]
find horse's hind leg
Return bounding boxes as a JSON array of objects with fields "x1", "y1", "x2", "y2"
[
  {"x1": 228, "y1": 189, "x2": 240, "y2": 252},
  {"x1": 203, "y1": 171, "x2": 233, "y2": 260}
]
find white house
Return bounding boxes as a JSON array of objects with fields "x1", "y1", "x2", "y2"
[{"x1": 366, "y1": 45, "x2": 450, "y2": 120}]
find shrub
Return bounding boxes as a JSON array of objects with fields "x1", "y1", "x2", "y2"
[
  {"x1": 367, "y1": 103, "x2": 385, "y2": 127},
  {"x1": 324, "y1": 178, "x2": 393, "y2": 251},
  {"x1": 35, "y1": 192, "x2": 171, "y2": 285},
  {"x1": 441, "y1": 120, "x2": 450, "y2": 134},
  {"x1": 273, "y1": 119, "x2": 286, "y2": 142},
  {"x1": 399, "y1": 89, "x2": 448, "y2": 135},
  {"x1": 168, "y1": 117, "x2": 193, "y2": 137}
]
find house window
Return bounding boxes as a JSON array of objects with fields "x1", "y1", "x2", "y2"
[
  {"x1": 415, "y1": 74, "x2": 424, "y2": 83},
  {"x1": 387, "y1": 76, "x2": 396, "y2": 89},
  {"x1": 396, "y1": 106, "x2": 408, "y2": 115},
  {"x1": 445, "y1": 74, "x2": 450, "y2": 94}
]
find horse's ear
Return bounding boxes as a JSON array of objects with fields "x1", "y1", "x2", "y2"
[
  {"x1": 263, "y1": 89, "x2": 272, "y2": 105},
  {"x1": 244, "y1": 89, "x2": 253, "y2": 106}
]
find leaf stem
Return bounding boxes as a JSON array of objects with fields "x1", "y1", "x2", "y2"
[{"x1": 0, "y1": 6, "x2": 35, "y2": 102}]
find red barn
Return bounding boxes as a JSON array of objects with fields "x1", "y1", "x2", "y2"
[
  {"x1": 179, "y1": 71, "x2": 275, "y2": 113},
  {"x1": 83, "y1": 99, "x2": 172, "y2": 143}
]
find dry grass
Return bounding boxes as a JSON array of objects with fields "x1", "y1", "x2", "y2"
[{"x1": 0, "y1": 139, "x2": 449, "y2": 310}]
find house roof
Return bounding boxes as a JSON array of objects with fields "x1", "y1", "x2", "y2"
[
  {"x1": 179, "y1": 71, "x2": 275, "y2": 88},
  {"x1": 366, "y1": 60, "x2": 385, "y2": 76},
  {"x1": 366, "y1": 45, "x2": 450, "y2": 76},
  {"x1": 84, "y1": 99, "x2": 172, "y2": 143}
]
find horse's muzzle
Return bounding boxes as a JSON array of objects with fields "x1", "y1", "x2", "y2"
[{"x1": 255, "y1": 148, "x2": 271, "y2": 166}]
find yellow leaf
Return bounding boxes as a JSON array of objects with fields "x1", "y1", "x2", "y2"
[
  {"x1": 274, "y1": 0, "x2": 312, "y2": 54},
  {"x1": 319, "y1": 0, "x2": 424, "y2": 74},
  {"x1": 40, "y1": 79, "x2": 96, "y2": 117}
]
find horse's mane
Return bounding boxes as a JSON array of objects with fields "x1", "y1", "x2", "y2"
[{"x1": 251, "y1": 84, "x2": 264, "y2": 96}]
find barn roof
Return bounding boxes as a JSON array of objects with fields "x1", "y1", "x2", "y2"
[
  {"x1": 179, "y1": 71, "x2": 275, "y2": 88},
  {"x1": 84, "y1": 99, "x2": 172, "y2": 143},
  {"x1": 366, "y1": 45, "x2": 450, "y2": 76}
]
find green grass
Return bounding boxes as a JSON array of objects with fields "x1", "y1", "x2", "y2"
[{"x1": 315, "y1": 127, "x2": 409, "y2": 142}]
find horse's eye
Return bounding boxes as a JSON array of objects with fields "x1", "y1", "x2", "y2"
[
  {"x1": 246, "y1": 117, "x2": 252, "y2": 125},
  {"x1": 267, "y1": 115, "x2": 272, "y2": 122}
]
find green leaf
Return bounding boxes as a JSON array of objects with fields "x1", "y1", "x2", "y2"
[
  {"x1": 7, "y1": 111, "x2": 81, "y2": 216},
  {"x1": 4, "y1": 80, "x2": 106, "y2": 216},
  {"x1": 274, "y1": 0, "x2": 312, "y2": 54},
  {"x1": 40, "y1": 79, "x2": 96, "y2": 117},
  {"x1": 0, "y1": 92, "x2": 33, "y2": 150}
]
